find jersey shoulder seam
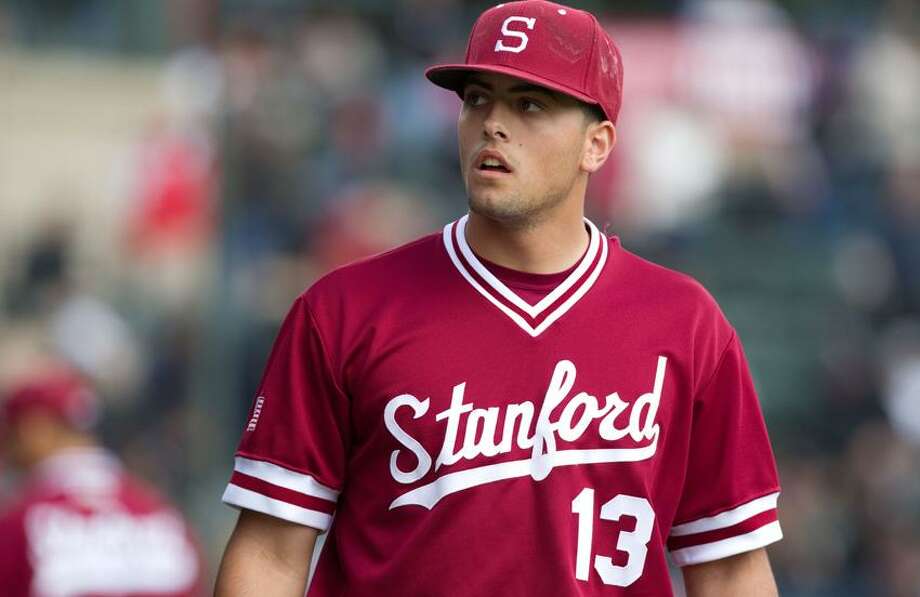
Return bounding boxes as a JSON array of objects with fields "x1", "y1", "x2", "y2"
[
  {"x1": 300, "y1": 298, "x2": 350, "y2": 402},
  {"x1": 691, "y1": 330, "x2": 738, "y2": 402},
  {"x1": 319, "y1": 231, "x2": 440, "y2": 280}
]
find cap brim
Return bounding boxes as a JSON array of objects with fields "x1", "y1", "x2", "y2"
[{"x1": 425, "y1": 63, "x2": 603, "y2": 113}]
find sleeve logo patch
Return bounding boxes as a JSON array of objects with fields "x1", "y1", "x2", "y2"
[{"x1": 246, "y1": 396, "x2": 267, "y2": 432}]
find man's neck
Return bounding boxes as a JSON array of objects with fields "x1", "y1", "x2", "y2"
[{"x1": 464, "y1": 207, "x2": 590, "y2": 274}]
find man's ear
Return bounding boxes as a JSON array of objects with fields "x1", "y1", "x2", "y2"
[{"x1": 581, "y1": 122, "x2": 616, "y2": 174}]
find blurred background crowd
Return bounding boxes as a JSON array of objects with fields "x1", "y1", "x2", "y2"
[{"x1": 0, "y1": 0, "x2": 918, "y2": 594}]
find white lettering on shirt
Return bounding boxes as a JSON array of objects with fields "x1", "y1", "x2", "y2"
[
  {"x1": 26, "y1": 505, "x2": 198, "y2": 595},
  {"x1": 385, "y1": 357, "x2": 667, "y2": 509}
]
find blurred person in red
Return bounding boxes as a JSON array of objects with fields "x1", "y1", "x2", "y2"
[{"x1": 0, "y1": 366, "x2": 206, "y2": 597}]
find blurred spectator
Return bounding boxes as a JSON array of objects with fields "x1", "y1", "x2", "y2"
[
  {"x1": 2, "y1": 220, "x2": 144, "y2": 399},
  {"x1": 879, "y1": 319, "x2": 920, "y2": 445},
  {"x1": 50, "y1": 290, "x2": 143, "y2": 397},
  {"x1": 123, "y1": 120, "x2": 216, "y2": 312},
  {"x1": 310, "y1": 181, "x2": 438, "y2": 273},
  {"x1": 0, "y1": 365, "x2": 206, "y2": 596}
]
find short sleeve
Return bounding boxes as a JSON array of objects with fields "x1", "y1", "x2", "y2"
[
  {"x1": 667, "y1": 332, "x2": 782, "y2": 566},
  {"x1": 222, "y1": 296, "x2": 350, "y2": 533}
]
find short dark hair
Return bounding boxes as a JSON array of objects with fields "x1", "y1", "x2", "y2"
[{"x1": 580, "y1": 102, "x2": 607, "y2": 124}]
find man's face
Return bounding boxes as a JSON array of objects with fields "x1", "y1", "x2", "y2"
[{"x1": 457, "y1": 72, "x2": 593, "y2": 226}]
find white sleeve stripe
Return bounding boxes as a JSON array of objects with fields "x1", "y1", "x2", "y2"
[
  {"x1": 670, "y1": 492, "x2": 780, "y2": 537},
  {"x1": 222, "y1": 483, "x2": 333, "y2": 532},
  {"x1": 233, "y1": 456, "x2": 339, "y2": 502},
  {"x1": 670, "y1": 521, "x2": 783, "y2": 567},
  {"x1": 671, "y1": 520, "x2": 783, "y2": 566}
]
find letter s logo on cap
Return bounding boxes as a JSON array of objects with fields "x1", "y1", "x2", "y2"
[{"x1": 494, "y1": 16, "x2": 536, "y2": 54}]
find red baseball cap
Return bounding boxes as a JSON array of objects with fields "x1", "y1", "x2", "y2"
[
  {"x1": 426, "y1": 0, "x2": 624, "y2": 123},
  {"x1": 0, "y1": 368, "x2": 99, "y2": 434}
]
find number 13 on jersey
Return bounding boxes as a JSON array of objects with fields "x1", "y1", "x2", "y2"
[{"x1": 571, "y1": 488, "x2": 655, "y2": 587}]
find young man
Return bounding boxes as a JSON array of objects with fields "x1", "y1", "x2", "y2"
[
  {"x1": 0, "y1": 366, "x2": 206, "y2": 596},
  {"x1": 216, "y1": 2, "x2": 782, "y2": 595}
]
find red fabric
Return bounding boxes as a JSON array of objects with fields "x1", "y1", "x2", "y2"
[
  {"x1": 225, "y1": 222, "x2": 780, "y2": 595},
  {"x1": 451, "y1": 226, "x2": 595, "y2": 321},
  {"x1": 667, "y1": 509, "x2": 778, "y2": 552},
  {"x1": 476, "y1": 251, "x2": 580, "y2": 304},
  {"x1": 229, "y1": 471, "x2": 336, "y2": 515},
  {"x1": 669, "y1": 336, "x2": 782, "y2": 529},
  {"x1": 426, "y1": 1, "x2": 624, "y2": 123},
  {"x1": 0, "y1": 449, "x2": 206, "y2": 597}
]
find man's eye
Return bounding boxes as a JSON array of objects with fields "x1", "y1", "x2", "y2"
[
  {"x1": 520, "y1": 99, "x2": 543, "y2": 112},
  {"x1": 464, "y1": 92, "x2": 487, "y2": 106}
]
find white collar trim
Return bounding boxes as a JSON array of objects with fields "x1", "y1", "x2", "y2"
[{"x1": 442, "y1": 214, "x2": 608, "y2": 337}]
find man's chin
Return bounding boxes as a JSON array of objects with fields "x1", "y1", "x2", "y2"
[{"x1": 467, "y1": 196, "x2": 533, "y2": 225}]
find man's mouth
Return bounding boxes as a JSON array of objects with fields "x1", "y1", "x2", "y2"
[
  {"x1": 475, "y1": 150, "x2": 513, "y2": 175},
  {"x1": 478, "y1": 158, "x2": 511, "y2": 173}
]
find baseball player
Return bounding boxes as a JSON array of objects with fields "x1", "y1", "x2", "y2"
[
  {"x1": 215, "y1": 2, "x2": 782, "y2": 595},
  {"x1": 0, "y1": 366, "x2": 206, "y2": 596}
]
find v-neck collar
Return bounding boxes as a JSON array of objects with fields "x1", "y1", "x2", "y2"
[{"x1": 442, "y1": 214, "x2": 609, "y2": 337}]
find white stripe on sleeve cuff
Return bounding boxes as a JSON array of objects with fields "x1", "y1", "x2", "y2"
[
  {"x1": 222, "y1": 483, "x2": 333, "y2": 532},
  {"x1": 233, "y1": 456, "x2": 339, "y2": 502},
  {"x1": 670, "y1": 492, "x2": 780, "y2": 537},
  {"x1": 670, "y1": 521, "x2": 783, "y2": 567}
]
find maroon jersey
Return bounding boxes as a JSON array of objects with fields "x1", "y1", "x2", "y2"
[
  {"x1": 223, "y1": 216, "x2": 782, "y2": 595},
  {"x1": 0, "y1": 448, "x2": 204, "y2": 597}
]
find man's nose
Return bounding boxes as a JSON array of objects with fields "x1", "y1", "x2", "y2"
[{"x1": 482, "y1": 104, "x2": 510, "y2": 141}]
